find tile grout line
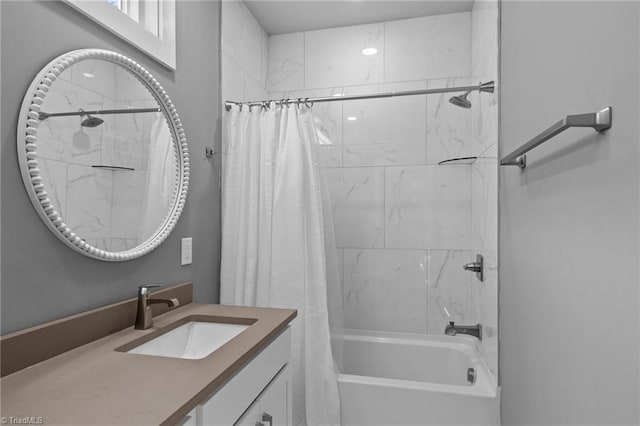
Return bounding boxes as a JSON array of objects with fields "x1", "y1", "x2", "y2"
[
  {"x1": 383, "y1": 165, "x2": 386, "y2": 249},
  {"x1": 425, "y1": 78, "x2": 430, "y2": 164},
  {"x1": 382, "y1": 21, "x2": 386, "y2": 84},
  {"x1": 302, "y1": 31, "x2": 307, "y2": 90},
  {"x1": 425, "y1": 248, "x2": 430, "y2": 334}
]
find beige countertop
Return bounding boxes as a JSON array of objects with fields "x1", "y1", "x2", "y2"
[{"x1": 0, "y1": 303, "x2": 296, "y2": 425}]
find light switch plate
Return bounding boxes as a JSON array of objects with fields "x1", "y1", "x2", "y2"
[{"x1": 181, "y1": 237, "x2": 192, "y2": 266}]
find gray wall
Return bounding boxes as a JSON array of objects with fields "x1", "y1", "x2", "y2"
[
  {"x1": 499, "y1": 1, "x2": 639, "y2": 424},
  {"x1": 1, "y1": 0, "x2": 221, "y2": 334}
]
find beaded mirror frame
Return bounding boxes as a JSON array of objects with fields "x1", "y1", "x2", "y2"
[{"x1": 16, "y1": 49, "x2": 189, "y2": 261}]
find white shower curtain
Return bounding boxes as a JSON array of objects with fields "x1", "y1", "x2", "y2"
[
  {"x1": 220, "y1": 103, "x2": 341, "y2": 426},
  {"x1": 139, "y1": 113, "x2": 176, "y2": 243}
]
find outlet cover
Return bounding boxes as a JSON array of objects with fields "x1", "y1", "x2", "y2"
[{"x1": 181, "y1": 237, "x2": 192, "y2": 266}]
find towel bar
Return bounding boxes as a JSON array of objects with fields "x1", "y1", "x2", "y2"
[{"x1": 500, "y1": 106, "x2": 612, "y2": 168}]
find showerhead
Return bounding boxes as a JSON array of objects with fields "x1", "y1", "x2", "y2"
[
  {"x1": 449, "y1": 91, "x2": 472, "y2": 109},
  {"x1": 80, "y1": 113, "x2": 104, "y2": 128},
  {"x1": 448, "y1": 81, "x2": 495, "y2": 109}
]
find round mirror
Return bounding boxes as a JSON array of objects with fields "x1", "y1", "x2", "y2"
[{"x1": 17, "y1": 49, "x2": 189, "y2": 261}]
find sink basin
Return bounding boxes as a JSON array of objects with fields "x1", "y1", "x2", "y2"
[{"x1": 127, "y1": 321, "x2": 250, "y2": 360}]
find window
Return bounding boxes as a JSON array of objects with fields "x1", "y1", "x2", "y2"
[{"x1": 64, "y1": 0, "x2": 175, "y2": 69}]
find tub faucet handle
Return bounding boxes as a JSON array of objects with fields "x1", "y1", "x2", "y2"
[
  {"x1": 445, "y1": 321, "x2": 456, "y2": 336},
  {"x1": 463, "y1": 254, "x2": 484, "y2": 282}
]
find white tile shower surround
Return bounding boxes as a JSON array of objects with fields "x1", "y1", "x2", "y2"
[
  {"x1": 470, "y1": 0, "x2": 499, "y2": 378},
  {"x1": 341, "y1": 82, "x2": 427, "y2": 167},
  {"x1": 263, "y1": 11, "x2": 478, "y2": 339},
  {"x1": 384, "y1": 13, "x2": 471, "y2": 83},
  {"x1": 221, "y1": 51, "x2": 268, "y2": 104},
  {"x1": 469, "y1": 88, "x2": 499, "y2": 158},
  {"x1": 470, "y1": 149, "x2": 498, "y2": 377},
  {"x1": 221, "y1": 52, "x2": 246, "y2": 103},
  {"x1": 270, "y1": 79, "x2": 475, "y2": 169},
  {"x1": 268, "y1": 33, "x2": 304, "y2": 92},
  {"x1": 269, "y1": 13, "x2": 471, "y2": 91},
  {"x1": 220, "y1": 0, "x2": 269, "y2": 174},
  {"x1": 221, "y1": 0, "x2": 268, "y2": 89},
  {"x1": 221, "y1": 0, "x2": 269, "y2": 103},
  {"x1": 385, "y1": 165, "x2": 471, "y2": 250},
  {"x1": 305, "y1": 23, "x2": 385, "y2": 89},
  {"x1": 221, "y1": 1, "x2": 498, "y2": 377},
  {"x1": 343, "y1": 249, "x2": 428, "y2": 333},
  {"x1": 426, "y1": 77, "x2": 472, "y2": 164},
  {"x1": 324, "y1": 167, "x2": 386, "y2": 249},
  {"x1": 342, "y1": 248, "x2": 473, "y2": 334}
]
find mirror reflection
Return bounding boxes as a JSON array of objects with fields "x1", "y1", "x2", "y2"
[{"x1": 36, "y1": 59, "x2": 178, "y2": 252}]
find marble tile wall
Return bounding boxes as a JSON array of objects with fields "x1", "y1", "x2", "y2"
[
  {"x1": 220, "y1": 0, "x2": 270, "y2": 181},
  {"x1": 470, "y1": 0, "x2": 499, "y2": 380},
  {"x1": 220, "y1": 4, "x2": 498, "y2": 368},
  {"x1": 266, "y1": 12, "x2": 478, "y2": 337},
  {"x1": 221, "y1": 0, "x2": 269, "y2": 103}
]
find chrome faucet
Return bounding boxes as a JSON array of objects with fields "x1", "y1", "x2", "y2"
[
  {"x1": 444, "y1": 321, "x2": 483, "y2": 340},
  {"x1": 134, "y1": 285, "x2": 180, "y2": 330}
]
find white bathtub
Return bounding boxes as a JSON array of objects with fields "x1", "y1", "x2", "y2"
[{"x1": 333, "y1": 329, "x2": 500, "y2": 426}]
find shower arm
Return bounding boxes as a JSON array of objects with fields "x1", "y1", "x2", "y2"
[
  {"x1": 38, "y1": 107, "x2": 161, "y2": 120},
  {"x1": 225, "y1": 81, "x2": 495, "y2": 110}
]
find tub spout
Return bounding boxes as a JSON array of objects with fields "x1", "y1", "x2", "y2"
[{"x1": 444, "y1": 321, "x2": 482, "y2": 340}]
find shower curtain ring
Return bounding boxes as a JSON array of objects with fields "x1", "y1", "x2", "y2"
[{"x1": 304, "y1": 97, "x2": 313, "y2": 108}]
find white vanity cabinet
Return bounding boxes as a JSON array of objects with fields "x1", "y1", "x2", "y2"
[{"x1": 192, "y1": 327, "x2": 292, "y2": 426}]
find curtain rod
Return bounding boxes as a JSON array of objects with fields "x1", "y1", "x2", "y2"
[
  {"x1": 38, "y1": 107, "x2": 161, "y2": 120},
  {"x1": 225, "y1": 81, "x2": 495, "y2": 110}
]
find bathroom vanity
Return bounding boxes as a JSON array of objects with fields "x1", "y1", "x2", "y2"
[
  {"x1": 0, "y1": 283, "x2": 296, "y2": 425},
  {"x1": 5, "y1": 48, "x2": 297, "y2": 425}
]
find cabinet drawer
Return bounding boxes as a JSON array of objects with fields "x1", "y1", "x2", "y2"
[
  {"x1": 234, "y1": 365, "x2": 290, "y2": 426},
  {"x1": 198, "y1": 327, "x2": 291, "y2": 425}
]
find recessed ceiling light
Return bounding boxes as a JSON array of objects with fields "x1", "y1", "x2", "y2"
[
  {"x1": 82, "y1": 72, "x2": 95, "y2": 78},
  {"x1": 346, "y1": 116, "x2": 358, "y2": 121},
  {"x1": 362, "y1": 47, "x2": 378, "y2": 56}
]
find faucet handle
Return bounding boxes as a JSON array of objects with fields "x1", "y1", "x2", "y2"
[{"x1": 138, "y1": 284, "x2": 162, "y2": 295}]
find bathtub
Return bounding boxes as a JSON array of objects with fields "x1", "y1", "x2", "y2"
[{"x1": 333, "y1": 329, "x2": 500, "y2": 426}]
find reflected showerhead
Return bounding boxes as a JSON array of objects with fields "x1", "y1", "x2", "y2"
[
  {"x1": 449, "y1": 91, "x2": 472, "y2": 109},
  {"x1": 80, "y1": 113, "x2": 104, "y2": 128}
]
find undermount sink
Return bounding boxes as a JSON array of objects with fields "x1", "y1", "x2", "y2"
[{"x1": 126, "y1": 320, "x2": 250, "y2": 360}]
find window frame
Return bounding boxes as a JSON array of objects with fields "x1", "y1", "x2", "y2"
[{"x1": 63, "y1": 0, "x2": 176, "y2": 70}]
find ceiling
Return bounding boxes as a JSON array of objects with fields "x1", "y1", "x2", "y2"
[{"x1": 243, "y1": 0, "x2": 475, "y2": 35}]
